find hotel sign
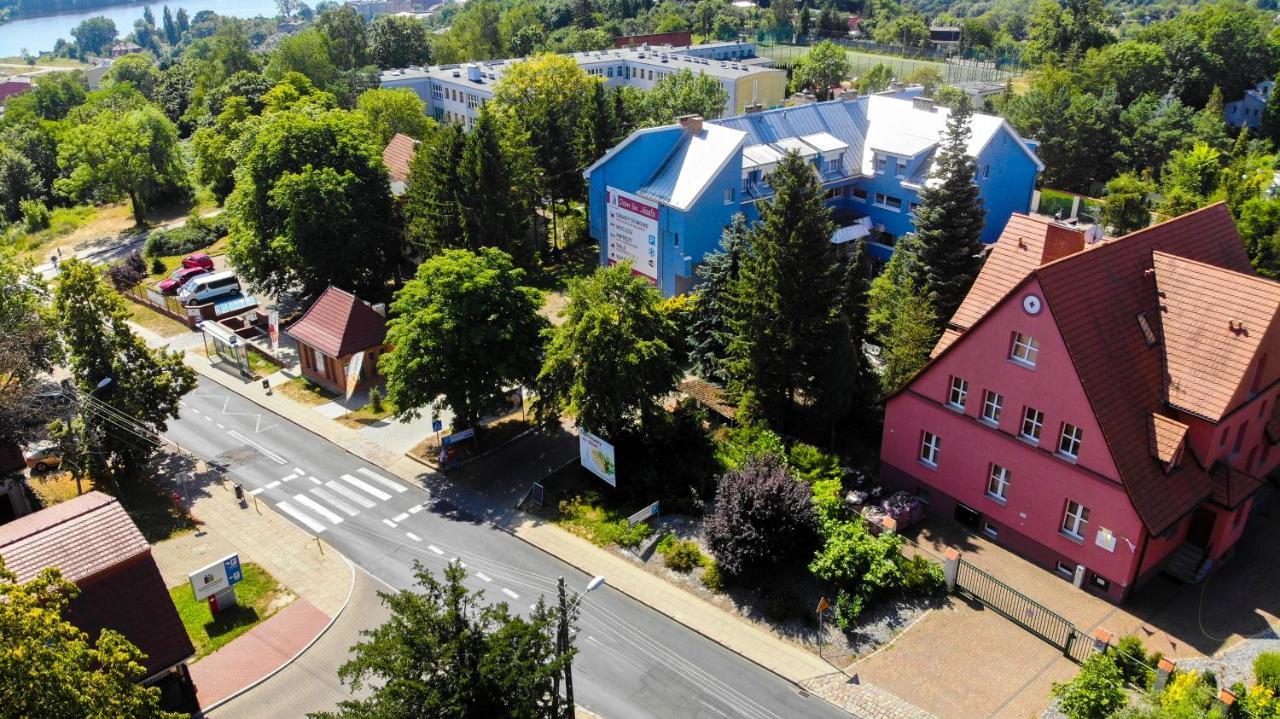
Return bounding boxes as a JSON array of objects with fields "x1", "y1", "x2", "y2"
[{"x1": 605, "y1": 186, "x2": 660, "y2": 285}]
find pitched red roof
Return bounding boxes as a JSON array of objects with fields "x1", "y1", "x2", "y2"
[
  {"x1": 0, "y1": 491, "x2": 195, "y2": 677},
  {"x1": 1032, "y1": 202, "x2": 1258, "y2": 532},
  {"x1": 934, "y1": 214, "x2": 1089, "y2": 355},
  {"x1": 1153, "y1": 252, "x2": 1280, "y2": 421},
  {"x1": 286, "y1": 286, "x2": 387, "y2": 358},
  {"x1": 1149, "y1": 413, "x2": 1188, "y2": 464},
  {"x1": 383, "y1": 133, "x2": 418, "y2": 185},
  {"x1": 0, "y1": 80, "x2": 32, "y2": 103}
]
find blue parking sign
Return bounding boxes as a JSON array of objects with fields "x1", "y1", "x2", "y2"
[{"x1": 223, "y1": 555, "x2": 243, "y2": 585}]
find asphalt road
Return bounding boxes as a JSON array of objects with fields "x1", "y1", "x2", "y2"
[{"x1": 165, "y1": 378, "x2": 851, "y2": 719}]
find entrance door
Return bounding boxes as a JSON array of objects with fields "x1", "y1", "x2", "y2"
[
  {"x1": 1186, "y1": 507, "x2": 1216, "y2": 549},
  {"x1": 954, "y1": 502, "x2": 981, "y2": 529}
]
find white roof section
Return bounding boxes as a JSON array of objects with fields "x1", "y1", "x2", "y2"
[
  {"x1": 773, "y1": 136, "x2": 819, "y2": 159},
  {"x1": 860, "y1": 94, "x2": 1043, "y2": 176},
  {"x1": 831, "y1": 217, "x2": 872, "y2": 244},
  {"x1": 800, "y1": 132, "x2": 850, "y2": 154},
  {"x1": 638, "y1": 124, "x2": 747, "y2": 211},
  {"x1": 742, "y1": 142, "x2": 786, "y2": 170}
]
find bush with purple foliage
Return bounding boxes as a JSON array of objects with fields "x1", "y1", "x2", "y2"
[{"x1": 704, "y1": 454, "x2": 819, "y2": 583}]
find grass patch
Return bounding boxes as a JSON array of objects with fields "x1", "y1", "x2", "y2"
[
  {"x1": 126, "y1": 299, "x2": 191, "y2": 338},
  {"x1": 277, "y1": 377, "x2": 338, "y2": 407},
  {"x1": 113, "y1": 477, "x2": 197, "y2": 543},
  {"x1": 528, "y1": 241, "x2": 600, "y2": 293},
  {"x1": 8, "y1": 204, "x2": 97, "y2": 255},
  {"x1": 556, "y1": 491, "x2": 652, "y2": 549},
  {"x1": 335, "y1": 394, "x2": 397, "y2": 429},
  {"x1": 0, "y1": 56, "x2": 89, "y2": 67},
  {"x1": 27, "y1": 470, "x2": 83, "y2": 506},
  {"x1": 247, "y1": 351, "x2": 281, "y2": 379},
  {"x1": 169, "y1": 562, "x2": 294, "y2": 658}
]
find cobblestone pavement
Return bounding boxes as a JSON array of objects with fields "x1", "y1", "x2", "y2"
[{"x1": 803, "y1": 672, "x2": 937, "y2": 719}]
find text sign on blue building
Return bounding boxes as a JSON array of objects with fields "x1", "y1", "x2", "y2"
[{"x1": 605, "y1": 186, "x2": 660, "y2": 285}]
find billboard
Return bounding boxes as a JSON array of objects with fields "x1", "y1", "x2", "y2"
[
  {"x1": 189, "y1": 553, "x2": 244, "y2": 601},
  {"x1": 605, "y1": 186, "x2": 660, "y2": 285},
  {"x1": 579, "y1": 428, "x2": 617, "y2": 487}
]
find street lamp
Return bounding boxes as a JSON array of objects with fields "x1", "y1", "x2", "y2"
[
  {"x1": 557, "y1": 575, "x2": 606, "y2": 718},
  {"x1": 93, "y1": 377, "x2": 112, "y2": 392}
]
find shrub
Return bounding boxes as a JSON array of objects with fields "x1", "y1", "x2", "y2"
[
  {"x1": 1159, "y1": 671, "x2": 1217, "y2": 717},
  {"x1": 20, "y1": 199, "x2": 49, "y2": 232},
  {"x1": 788, "y1": 442, "x2": 842, "y2": 484},
  {"x1": 899, "y1": 554, "x2": 945, "y2": 596},
  {"x1": 1052, "y1": 652, "x2": 1128, "y2": 719},
  {"x1": 833, "y1": 587, "x2": 865, "y2": 630},
  {"x1": 144, "y1": 214, "x2": 229, "y2": 257},
  {"x1": 1112, "y1": 635, "x2": 1156, "y2": 688},
  {"x1": 700, "y1": 561, "x2": 724, "y2": 592},
  {"x1": 662, "y1": 540, "x2": 704, "y2": 573},
  {"x1": 1256, "y1": 653, "x2": 1280, "y2": 693},
  {"x1": 107, "y1": 251, "x2": 147, "y2": 290},
  {"x1": 369, "y1": 386, "x2": 384, "y2": 413},
  {"x1": 150, "y1": 255, "x2": 165, "y2": 274},
  {"x1": 557, "y1": 493, "x2": 652, "y2": 549},
  {"x1": 704, "y1": 454, "x2": 818, "y2": 582},
  {"x1": 713, "y1": 423, "x2": 786, "y2": 471}
]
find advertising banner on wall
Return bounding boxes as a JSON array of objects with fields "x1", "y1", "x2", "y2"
[
  {"x1": 579, "y1": 428, "x2": 617, "y2": 487},
  {"x1": 605, "y1": 186, "x2": 660, "y2": 285},
  {"x1": 268, "y1": 310, "x2": 280, "y2": 352}
]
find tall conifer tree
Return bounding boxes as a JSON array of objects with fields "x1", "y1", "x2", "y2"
[
  {"x1": 689, "y1": 215, "x2": 750, "y2": 385},
  {"x1": 461, "y1": 108, "x2": 533, "y2": 265},
  {"x1": 404, "y1": 123, "x2": 464, "y2": 257}
]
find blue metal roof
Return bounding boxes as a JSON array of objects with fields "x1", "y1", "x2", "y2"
[{"x1": 714, "y1": 98, "x2": 869, "y2": 177}]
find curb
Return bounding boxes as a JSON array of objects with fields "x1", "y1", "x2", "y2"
[{"x1": 199, "y1": 550, "x2": 358, "y2": 716}]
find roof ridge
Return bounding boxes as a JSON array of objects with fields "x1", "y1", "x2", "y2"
[
  {"x1": 1153, "y1": 249, "x2": 1278, "y2": 291},
  {"x1": 0, "y1": 491, "x2": 115, "y2": 546},
  {"x1": 1034, "y1": 202, "x2": 1233, "y2": 274}
]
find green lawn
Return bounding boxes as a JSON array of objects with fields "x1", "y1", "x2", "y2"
[
  {"x1": 114, "y1": 477, "x2": 196, "y2": 543},
  {"x1": 278, "y1": 376, "x2": 338, "y2": 406},
  {"x1": 759, "y1": 43, "x2": 1019, "y2": 86},
  {"x1": 169, "y1": 561, "x2": 292, "y2": 658}
]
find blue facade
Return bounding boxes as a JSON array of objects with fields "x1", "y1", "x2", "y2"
[{"x1": 584, "y1": 94, "x2": 1043, "y2": 297}]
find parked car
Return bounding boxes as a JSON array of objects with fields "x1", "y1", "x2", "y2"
[
  {"x1": 158, "y1": 266, "x2": 208, "y2": 295},
  {"x1": 181, "y1": 252, "x2": 215, "y2": 271},
  {"x1": 178, "y1": 270, "x2": 240, "y2": 305},
  {"x1": 24, "y1": 443, "x2": 61, "y2": 472}
]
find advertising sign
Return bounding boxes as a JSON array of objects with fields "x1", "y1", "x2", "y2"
[
  {"x1": 605, "y1": 186, "x2": 660, "y2": 285},
  {"x1": 268, "y1": 310, "x2": 280, "y2": 352},
  {"x1": 189, "y1": 553, "x2": 244, "y2": 601},
  {"x1": 579, "y1": 428, "x2": 617, "y2": 487},
  {"x1": 345, "y1": 351, "x2": 365, "y2": 400},
  {"x1": 442, "y1": 427, "x2": 475, "y2": 446},
  {"x1": 627, "y1": 501, "x2": 659, "y2": 526}
]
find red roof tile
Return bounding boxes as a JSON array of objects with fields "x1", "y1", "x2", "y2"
[
  {"x1": 286, "y1": 286, "x2": 387, "y2": 359},
  {"x1": 677, "y1": 378, "x2": 737, "y2": 419},
  {"x1": 382, "y1": 133, "x2": 418, "y2": 185},
  {"x1": 0, "y1": 491, "x2": 148, "y2": 583},
  {"x1": 1153, "y1": 252, "x2": 1280, "y2": 421},
  {"x1": 1149, "y1": 413, "x2": 1188, "y2": 464},
  {"x1": 1033, "y1": 202, "x2": 1258, "y2": 532}
]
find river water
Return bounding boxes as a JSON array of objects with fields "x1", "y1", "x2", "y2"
[{"x1": 0, "y1": 0, "x2": 281, "y2": 58}]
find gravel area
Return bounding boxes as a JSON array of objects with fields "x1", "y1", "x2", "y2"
[
  {"x1": 616, "y1": 513, "x2": 946, "y2": 666},
  {"x1": 1179, "y1": 629, "x2": 1280, "y2": 689}
]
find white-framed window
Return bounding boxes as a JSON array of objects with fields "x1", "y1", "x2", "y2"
[
  {"x1": 849, "y1": 187, "x2": 868, "y2": 202},
  {"x1": 986, "y1": 463, "x2": 1010, "y2": 501},
  {"x1": 874, "y1": 193, "x2": 903, "y2": 211},
  {"x1": 875, "y1": 155, "x2": 887, "y2": 173},
  {"x1": 982, "y1": 520, "x2": 999, "y2": 538},
  {"x1": 724, "y1": 187, "x2": 735, "y2": 204},
  {"x1": 1011, "y1": 332, "x2": 1040, "y2": 368},
  {"x1": 1058, "y1": 423, "x2": 1084, "y2": 459},
  {"x1": 919, "y1": 431, "x2": 940, "y2": 467},
  {"x1": 1020, "y1": 407, "x2": 1044, "y2": 443},
  {"x1": 948, "y1": 376, "x2": 968, "y2": 410},
  {"x1": 1061, "y1": 500, "x2": 1089, "y2": 540},
  {"x1": 896, "y1": 159, "x2": 907, "y2": 177},
  {"x1": 1054, "y1": 561, "x2": 1075, "y2": 577},
  {"x1": 981, "y1": 390, "x2": 1003, "y2": 425}
]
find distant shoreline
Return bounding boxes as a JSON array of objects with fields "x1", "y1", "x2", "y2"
[{"x1": 0, "y1": 1, "x2": 157, "y2": 25}]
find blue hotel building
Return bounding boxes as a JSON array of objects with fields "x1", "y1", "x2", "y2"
[{"x1": 584, "y1": 90, "x2": 1043, "y2": 297}]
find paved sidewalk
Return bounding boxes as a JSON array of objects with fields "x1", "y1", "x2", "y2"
[{"x1": 183, "y1": 351, "x2": 839, "y2": 687}]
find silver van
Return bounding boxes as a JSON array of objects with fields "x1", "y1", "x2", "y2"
[{"x1": 178, "y1": 270, "x2": 240, "y2": 305}]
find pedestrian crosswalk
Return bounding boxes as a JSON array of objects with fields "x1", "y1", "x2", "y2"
[{"x1": 250, "y1": 466, "x2": 419, "y2": 534}]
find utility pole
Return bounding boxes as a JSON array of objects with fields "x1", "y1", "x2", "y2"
[{"x1": 557, "y1": 576, "x2": 576, "y2": 718}]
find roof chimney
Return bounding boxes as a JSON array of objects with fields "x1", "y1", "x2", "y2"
[{"x1": 677, "y1": 114, "x2": 703, "y2": 134}]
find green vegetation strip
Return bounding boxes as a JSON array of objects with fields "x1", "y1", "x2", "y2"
[{"x1": 169, "y1": 561, "x2": 292, "y2": 658}]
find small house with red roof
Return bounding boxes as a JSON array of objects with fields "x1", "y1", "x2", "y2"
[
  {"x1": 0, "y1": 491, "x2": 196, "y2": 705},
  {"x1": 286, "y1": 286, "x2": 389, "y2": 394},
  {"x1": 880, "y1": 203, "x2": 1279, "y2": 600},
  {"x1": 383, "y1": 132, "x2": 418, "y2": 197}
]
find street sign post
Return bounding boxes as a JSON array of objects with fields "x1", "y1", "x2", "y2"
[
  {"x1": 532, "y1": 481, "x2": 544, "y2": 507},
  {"x1": 627, "y1": 501, "x2": 660, "y2": 527},
  {"x1": 816, "y1": 596, "x2": 831, "y2": 658}
]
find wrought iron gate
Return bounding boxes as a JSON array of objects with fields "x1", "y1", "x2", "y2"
[{"x1": 954, "y1": 559, "x2": 1096, "y2": 664}]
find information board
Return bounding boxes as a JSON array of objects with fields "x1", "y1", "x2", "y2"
[{"x1": 605, "y1": 186, "x2": 660, "y2": 285}]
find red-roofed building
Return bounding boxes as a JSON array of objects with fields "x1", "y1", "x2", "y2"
[
  {"x1": 287, "y1": 286, "x2": 389, "y2": 394},
  {"x1": 880, "y1": 204, "x2": 1279, "y2": 601},
  {"x1": 383, "y1": 132, "x2": 418, "y2": 197},
  {"x1": 0, "y1": 79, "x2": 32, "y2": 109},
  {"x1": 0, "y1": 491, "x2": 196, "y2": 705}
]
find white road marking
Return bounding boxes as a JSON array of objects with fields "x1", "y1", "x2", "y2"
[
  {"x1": 338, "y1": 473, "x2": 391, "y2": 501},
  {"x1": 249, "y1": 488, "x2": 265, "y2": 496},
  {"x1": 476, "y1": 572, "x2": 492, "y2": 582},
  {"x1": 281, "y1": 472, "x2": 298, "y2": 483},
  {"x1": 408, "y1": 504, "x2": 425, "y2": 514},
  {"x1": 698, "y1": 700, "x2": 729, "y2": 718},
  {"x1": 428, "y1": 545, "x2": 444, "y2": 555},
  {"x1": 310, "y1": 487, "x2": 358, "y2": 516},
  {"x1": 205, "y1": 415, "x2": 213, "y2": 422},
  {"x1": 382, "y1": 518, "x2": 397, "y2": 528},
  {"x1": 216, "y1": 423, "x2": 225, "y2": 429},
  {"x1": 189, "y1": 408, "x2": 200, "y2": 414},
  {"x1": 392, "y1": 512, "x2": 409, "y2": 522},
  {"x1": 325, "y1": 480, "x2": 376, "y2": 508},
  {"x1": 278, "y1": 501, "x2": 326, "y2": 532},
  {"x1": 309, "y1": 476, "x2": 322, "y2": 485},
  {"x1": 356, "y1": 467, "x2": 407, "y2": 493},
  {"x1": 293, "y1": 494, "x2": 344, "y2": 524},
  {"x1": 294, "y1": 467, "x2": 305, "y2": 476},
  {"x1": 405, "y1": 532, "x2": 422, "y2": 542},
  {"x1": 264, "y1": 481, "x2": 281, "y2": 490},
  {"x1": 227, "y1": 430, "x2": 287, "y2": 465},
  {"x1": 502, "y1": 588, "x2": 520, "y2": 600}
]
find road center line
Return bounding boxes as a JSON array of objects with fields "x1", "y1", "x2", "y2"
[
  {"x1": 502, "y1": 588, "x2": 520, "y2": 600},
  {"x1": 392, "y1": 512, "x2": 409, "y2": 522},
  {"x1": 427, "y1": 545, "x2": 444, "y2": 555},
  {"x1": 227, "y1": 430, "x2": 287, "y2": 465},
  {"x1": 248, "y1": 487, "x2": 265, "y2": 496},
  {"x1": 309, "y1": 476, "x2": 322, "y2": 485},
  {"x1": 405, "y1": 532, "x2": 422, "y2": 542}
]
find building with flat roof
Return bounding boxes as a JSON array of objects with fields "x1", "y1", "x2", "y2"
[
  {"x1": 380, "y1": 41, "x2": 784, "y2": 127},
  {"x1": 1225, "y1": 79, "x2": 1274, "y2": 129},
  {"x1": 583, "y1": 89, "x2": 1043, "y2": 296}
]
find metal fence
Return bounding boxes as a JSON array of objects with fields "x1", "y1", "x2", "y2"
[
  {"x1": 755, "y1": 34, "x2": 1025, "y2": 85},
  {"x1": 954, "y1": 559, "x2": 1096, "y2": 664}
]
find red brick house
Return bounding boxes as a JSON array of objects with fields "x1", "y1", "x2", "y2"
[
  {"x1": 0, "y1": 491, "x2": 196, "y2": 704},
  {"x1": 287, "y1": 286, "x2": 389, "y2": 395},
  {"x1": 880, "y1": 203, "x2": 1279, "y2": 601}
]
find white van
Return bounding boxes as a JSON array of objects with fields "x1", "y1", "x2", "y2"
[{"x1": 178, "y1": 270, "x2": 240, "y2": 305}]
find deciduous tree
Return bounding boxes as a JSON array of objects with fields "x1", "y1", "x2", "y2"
[
  {"x1": 537, "y1": 263, "x2": 681, "y2": 440},
  {"x1": 355, "y1": 87, "x2": 431, "y2": 146},
  {"x1": 642, "y1": 68, "x2": 731, "y2": 123},
  {"x1": 104, "y1": 53, "x2": 161, "y2": 100},
  {"x1": 791, "y1": 40, "x2": 850, "y2": 100},
  {"x1": 0, "y1": 251, "x2": 60, "y2": 443},
  {"x1": 0, "y1": 560, "x2": 184, "y2": 719},
  {"x1": 382, "y1": 249, "x2": 546, "y2": 432},
  {"x1": 1101, "y1": 172, "x2": 1153, "y2": 236},
  {"x1": 705, "y1": 454, "x2": 819, "y2": 583},
  {"x1": 71, "y1": 16, "x2": 117, "y2": 57},
  {"x1": 368, "y1": 15, "x2": 432, "y2": 69}
]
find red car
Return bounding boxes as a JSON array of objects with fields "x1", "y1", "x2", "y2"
[
  {"x1": 182, "y1": 252, "x2": 215, "y2": 271},
  {"x1": 158, "y1": 266, "x2": 208, "y2": 295}
]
